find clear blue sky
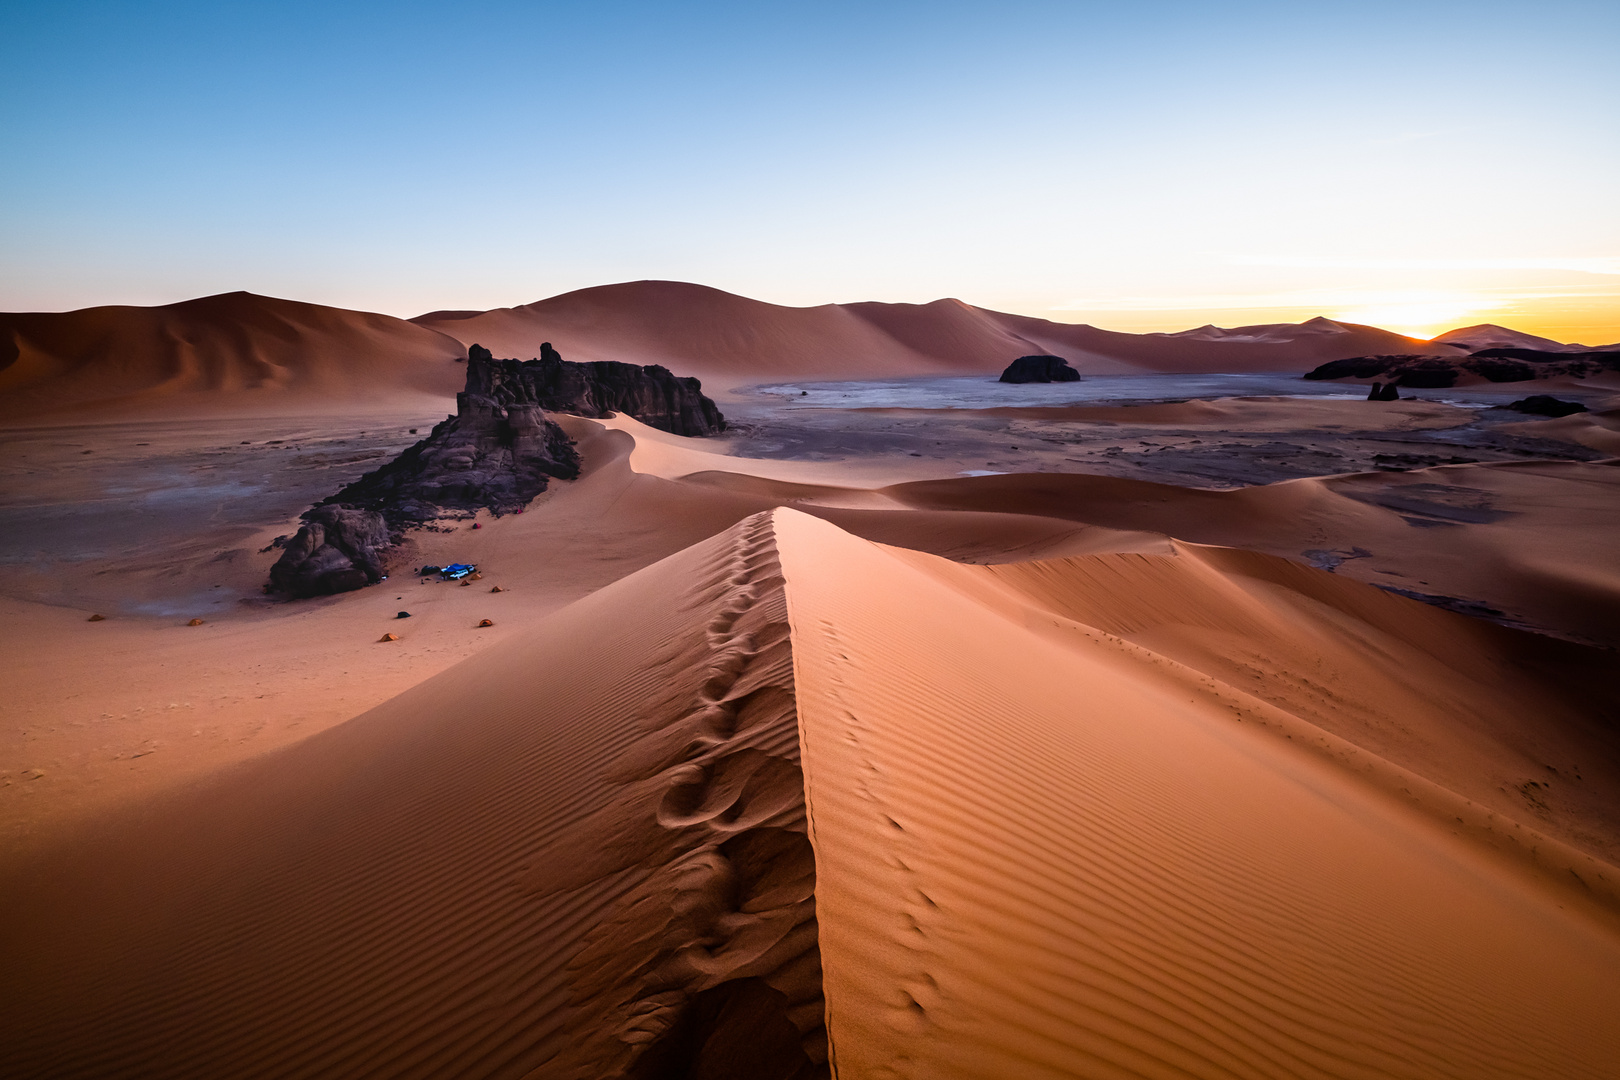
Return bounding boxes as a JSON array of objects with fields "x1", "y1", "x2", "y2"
[{"x1": 3, "y1": 0, "x2": 1617, "y2": 339}]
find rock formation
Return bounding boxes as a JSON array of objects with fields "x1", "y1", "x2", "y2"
[
  {"x1": 468, "y1": 342, "x2": 726, "y2": 436},
  {"x1": 999, "y1": 354, "x2": 1081, "y2": 383},
  {"x1": 267, "y1": 504, "x2": 396, "y2": 598},
  {"x1": 268, "y1": 344, "x2": 726, "y2": 598},
  {"x1": 1366, "y1": 381, "x2": 1400, "y2": 401},
  {"x1": 1503, "y1": 395, "x2": 1589, "y2": 418},
  {"x1": 1306, "y1": 348, "x2": 1620, "y2": 389}
]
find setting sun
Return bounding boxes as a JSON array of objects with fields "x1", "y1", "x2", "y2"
[{"x1": 1330, "y1": 293, "x2": 1498, "y2": 339}]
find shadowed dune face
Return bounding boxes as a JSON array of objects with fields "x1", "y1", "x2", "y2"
[
  {"x1": 0, "y1": 292, "x2": 466, "y2": 419},
  {"x1": 5, "y1": 509, "x2": 1620, "y2": 1078},
  {"x1": 0, "y1": 513, "x2": 825, "y2": 1080}
]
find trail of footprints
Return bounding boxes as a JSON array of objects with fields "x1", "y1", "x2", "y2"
[{"x1": 542, "y1": 513, "x2": 828, "y2": 1079}]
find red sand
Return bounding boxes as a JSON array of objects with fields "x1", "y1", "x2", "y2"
[{"x1": 3, "y1": 287, "x2": 1618, "y2": 1078}]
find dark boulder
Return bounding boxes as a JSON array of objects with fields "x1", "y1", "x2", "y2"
[
  {"x1": 999, "y1": 355, "x2": 1081, "y2": 384},
  {"x1": 268, "y1": 504, "x2": 394, "y2": 599},
  {"x1": 1366, "y1": 381, "x2": 1400, "y2": 401},
  {"x1": 1504, "y1": 395, "x2": 1589, "y2": 418}
]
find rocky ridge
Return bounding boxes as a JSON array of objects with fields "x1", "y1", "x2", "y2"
[
  {"x1": 1305, "y1": 348, "x2": 1620, "y2": 388},
  {"x1": 267, "y1": 344, "x2": 725, "y2": 597}
]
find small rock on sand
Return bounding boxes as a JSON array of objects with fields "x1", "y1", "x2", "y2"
[
  {"x1": 88, "y1": 613, "x2": 107, "y2": 622},
  {"x1": 396, "y1": 611, "x2": 412, "y2": 619},
  {"x1": 478, "y1": 619, "x2": 494, "y2": 627},
  {"x1": 490, "y1": 586, "x2": 504, "y2": 593},
  {"x1": 186, "y1": 618, "x2": 204, "y2": 626},
  {"x1": 379, "y1": 632, "x2": 399, "y2": 642}
]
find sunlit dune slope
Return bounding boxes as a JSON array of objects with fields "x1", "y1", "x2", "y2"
[
  {"x1": 889, "y1": 539, "x2": 1620, "y2": 869},
  {"x1": 777, "y1": 509, "x2": 1620, "y2": 1079},
  {"x1": 412, "y1": 281, "x2": 1454, "y2": 380},
  {"x1": 886, "y1": 460, "x2": 1620, "y2": 647},
  {"x1": 5, "y1": 509, "x2": 1620, "y2": 1078},
  {"x1": 0, "y1": 292, "x2": 466, "y2": 419}
]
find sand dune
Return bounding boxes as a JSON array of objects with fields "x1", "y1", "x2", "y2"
[
  {"x1": 0, "y1": 292, "x2": 466, "y2": 420},
  {"x1": 1431, "y1": 323, "x2": 1587, "y2": 352},
  {"x1": 779, "y1": 510, "x2": 1620, "y2": 1078},
  {"x1": 887, "y1": 460, "x2": 1620, "y2": 646},
  {"x1": 412, "y1": 281, "x2": 1455, "y2": 381},
  {"x1": 0, "y1": 282, "x2": 1494, "y2": 423},
  {"x1": 0, "y1": 514, "x2": 824, "y2": 1079},
  {"x1": 5, "y1": 508, "x2": 1619, "y2": 1077}
]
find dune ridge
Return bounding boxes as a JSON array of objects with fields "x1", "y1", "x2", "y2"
[{"x1": 412, "y1": 281, "x2": 1461, "y2": 381}]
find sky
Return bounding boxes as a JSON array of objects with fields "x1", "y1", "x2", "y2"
[{"x1": 2, "y1": 0, "x2": 1617, "y2": 342}]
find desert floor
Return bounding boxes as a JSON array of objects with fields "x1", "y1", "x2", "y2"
[{"x1": 3, "y1": 373, "x2": 1619, "y2": 1078}]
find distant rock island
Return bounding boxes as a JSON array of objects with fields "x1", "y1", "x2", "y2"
[
  {"x1": 267, "y1": 344, "x2": 725, "y2": 597},
  {"x1": 1305, "y1": 347, "x2": 1620, "y2": 389},
  {"x1": 999, "y1": 355, "x2": 1081, "y2": 383},
  {"x1": 1503, "y1": 395, "x2": 1589, "y2": 418}
]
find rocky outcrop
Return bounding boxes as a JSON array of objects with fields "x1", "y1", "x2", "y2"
[
  {"x1": 318, "y1": 392, "x2": 582, "y2": 526},
  {"x1": 268, "y1": 505, "x2": 395, "y2": 598},
  {"x1": 1503, "y1": 395, "x2": 1589, "y2": 418},
  {"x1": 999, "y1": 354, "x2": 1081, "y2": 383},
  {"x1": 1366, "y1": 381, "x2": 1400, "y2": 401},
  {"x1": 268, "y1": 344, "x2": 726, "y2": 597},
  {"x1": 469, "y1": 342, "x2": 726, "y2": 436},
  {"x1": 1306, "y1": 349, "x2": 1620, "y2": 389}
]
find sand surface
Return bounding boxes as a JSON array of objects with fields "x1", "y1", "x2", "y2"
[
  {"x1": 4, "y1": 302, "x2": 1619, "y2": 1077},
  {"x1": 4, "y1": 505, "x2": 1619, "y2": 1077}
]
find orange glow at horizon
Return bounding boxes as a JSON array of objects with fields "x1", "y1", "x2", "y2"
[{"x1": 1044, "y1": 293, "x2": 1620, "y2": 346}]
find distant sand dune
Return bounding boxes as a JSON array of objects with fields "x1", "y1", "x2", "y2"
[
  {"x1": 4, "y1": 508, "x2": 1619, "y2": 1077},
  {"x1": 0, "y1": 282, "x2": 1497, "y2": 421},
  {"x1": 0, "y1": 292, "x2": 466, "y2": 419},
  {"x1": 886, "y1": 460, "x2": 1620, "y2": 647},
  {"x1": 413, "y1": 281, "x2": 1460, "y2": 382}
]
